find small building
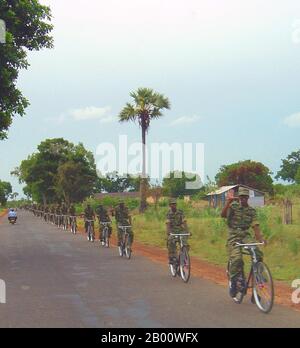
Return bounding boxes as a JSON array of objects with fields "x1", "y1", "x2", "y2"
[{"x1": 206, "y1": 185, "x2": 265, "y2": 208}]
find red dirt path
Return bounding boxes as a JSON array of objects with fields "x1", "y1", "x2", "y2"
[{"x1": 76, "y1": 225, "x2": 300, "y2": 313}]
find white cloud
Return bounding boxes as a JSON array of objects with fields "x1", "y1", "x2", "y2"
[
  {"x1": 283, "y1": 113, "x2": 300, "y2": 128},
  {"x1": 171, "y1": 115, "x2": 201, "y2": 126},
  {"x1": 46, "y1": 106, "x2": 115, "y2": 124},
  {"x1": 69, "y1": 106, "x2": 113, "y2": 122}
]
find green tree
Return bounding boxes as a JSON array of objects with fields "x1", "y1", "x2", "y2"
[
  {"x1": 162, "y1": 171, "x2": 203, "y2": 198},
  {"x1": 13, "y1": 138, "x2": 97, "y2": 204},
  {"x1": 276, "y1": 150, "x2": 300, "y2": 183},
  {"x1": 215, "y1": 160, "x2": 273, "y2": 193},
  {"x1": 95, "y1": 172, "x2": 148, "y2": 193},
  {"x1": 0, "y1": 0, "x2": 53, "y2": 139},
  {"x1": 0, "y1": 180, "x2": 12, "y2": 205},
  {"x1": 119, "y1": 87, "x2": 170, "y2": 212},
  {"x1": 55, "y1": 161, "x2": 97, "y2": 204}
]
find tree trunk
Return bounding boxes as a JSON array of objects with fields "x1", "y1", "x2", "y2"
[
  {"x1": 42, "y1": 193, "x2": 47, "y2": 207},
  {"x1": 139, "y1": 126, "x2": 147, "y2": 213}
]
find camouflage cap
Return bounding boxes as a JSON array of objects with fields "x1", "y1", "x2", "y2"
[
  {"x1": 238, "y1": 187, "x2": 250, "y2": 196},
  {"x1": 169, "y1": 198, "x2": 177, "y2": 205}
]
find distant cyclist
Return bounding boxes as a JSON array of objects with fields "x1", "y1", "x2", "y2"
[
  {"x1": 83, "y1": 204, "x2": 95, "y2": 234},
  {"x1": 115, "y1": 200, "x2": 133, "y2": 248},
  {"x1": 96, "y1": 203, "x2": 112, "y2": 244},
  {"x1": 68, "y1": 203, "x2": 76, "y2": 223},
  {"x1": 8, "y1": 208, "x2": 17, "y2": 222},
  {"x1": 166, "y1": 198, "x2": 189, "y2": 265}
]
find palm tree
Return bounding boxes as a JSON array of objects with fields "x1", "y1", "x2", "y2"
[{"x1": 119, "y1": 88, "x2": 170, "y2": 212}]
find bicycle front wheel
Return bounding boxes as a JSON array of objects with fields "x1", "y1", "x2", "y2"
[
  {"x1": 105, "y1": 229, "x2": 110, "y2": 248},
  {"x1": 118, "y1": 244, "x2": 124, "y2": 257},
  {"x1": 179, "y1": 247, "x2": 191, "y2": 283},
  {"x1": 169, "y1": 262, "x2": 177, "y2": 277},
  {"x1": 72, "y1": 223, "x2": 77, "y2": 234},
  {"x1": 253, "y1": 262, "x2": 274, "y2": 314}
]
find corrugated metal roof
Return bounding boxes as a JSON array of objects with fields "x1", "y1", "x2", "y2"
[
  {"x1": 206, "y1": 184, "x2": 265, "y2": 196},
  {"x1": 206, "y1": 185, "x2": 237, "y2": 196}
]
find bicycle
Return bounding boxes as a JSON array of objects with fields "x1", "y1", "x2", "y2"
[
  {"x1": 54, "y1": 214, "x2": 59, "y2": 227},
  {"x1": 118, "y1": 225, "x2": 132, "y2": 259},
  {"x1": 169, "y1": 233, "x2": 191, "y2": 283},
  {"x1": 62, "y1": 215, "x2": 68, "y2": 231},
  {"x1": 100, "y1": 221, "x2": 111, "y2": 248},
  {"x1": 86, "y1": 220, "x2": 95, "y2": 242},
  {"x1": 70, "y1": 216, "x2": 77, "y2": 235},
  {"x1": 227, "y1": 242, "x2": 274, "y2": 314}
]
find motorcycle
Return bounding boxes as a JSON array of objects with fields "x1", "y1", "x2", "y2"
[{"x1": 8, "y1": 217, "x2": 17, "y2": 225}]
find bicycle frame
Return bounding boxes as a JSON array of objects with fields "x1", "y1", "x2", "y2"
[
  {"x1": 70, "y1": 216, "x2": 77, "y2": 231},
  {"x1": 119, "y1": 226, "x2": 131, "y2": 240},
  {"x1": 86, "y1": 220, "x2": 95, "y2": 240},
  {"x1": 234, "y1": 242, "x2": 265, "y2": 295},
  {"x1": 170, "y1": 233, "x2": 190, "y2": 250}
]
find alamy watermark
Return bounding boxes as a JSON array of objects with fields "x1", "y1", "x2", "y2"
[
  {"x1": 0, "y1": 19, "x2": 6, "y2": 44},
  {"x1": 96, "y1": 135, "x2": 205, "y2": 190},
  {"x1": 292, "y1": 279, "x2": 300, "y2": 304},
  {"x1": 0, "y1": 279, "x2": 6, "y2": 304}
]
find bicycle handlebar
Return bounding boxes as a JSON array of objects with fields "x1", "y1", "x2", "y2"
[
  {"x1": 170, "y1": 233, "x2": 191, "y2": 237},
  {"x1": 235, "y1": 242, "x2": 265, "y2": 247}
]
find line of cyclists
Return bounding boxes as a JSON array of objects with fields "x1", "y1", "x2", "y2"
[
  {"x1": 19, "y1": 189, "x2": 274, "y2": 313},
  {"x1": 22, "y1": 200, "x2": 133, "y2": 256}
]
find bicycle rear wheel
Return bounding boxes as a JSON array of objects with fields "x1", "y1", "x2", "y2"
[
  {"x1": 179, "y1": 247, "x2": 191, "y2": 283},
  {"x1": 124, "y1": 235, "x2": 131, "y2": 259},
  {"x1": 253, "y1": 262, "x2": 274, "y2": 314}
]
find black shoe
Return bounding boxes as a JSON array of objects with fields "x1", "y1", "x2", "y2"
[
  {"x1": 169, "y1": 257, "x2": 177, "y2": 265},
  {"x1": 229, "y1": 279, "x2": 237, "y2": 298}
]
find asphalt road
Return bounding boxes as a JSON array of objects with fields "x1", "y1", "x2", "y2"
[{"x1": 0, "y1": 211, "x2": 300, "y2": 328}]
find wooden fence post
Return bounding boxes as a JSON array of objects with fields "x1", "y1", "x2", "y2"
[{"x1": 283, "y1": 199, "x2": 293, "y2": 225}]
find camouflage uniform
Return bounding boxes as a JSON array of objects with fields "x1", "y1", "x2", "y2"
[
  {"x1": 69, "y1": 205, "x2": 76, "y2": 216},
  {"x1": 96, "y1": 205, "x2": 112, "y2": 241},
  {"x1": 44, "y1": 205, "x2": 49, "y2": 221},
  {"x1": 166, "y1": 209, "x2": 188, "y2": 261},
  {"x1": 55, "y1": 205, "x2": 61, "y2": 225},
  {"x1": 84, "y1": 206, "x2": 95, "y2": 233},
  {"x1": 61, "y1": 203, "x2": 68, "y2": 227},
  {"x1": 115, "y1": 204, "x2": 133, "y2": 246},
  {"x1": 227, "y1": 201, "x2": 263, "y2": 280},
  {"x1": 68, "y1": 204, "x2": 76, "y2": 225}
]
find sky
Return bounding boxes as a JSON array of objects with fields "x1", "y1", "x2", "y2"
[{"x1": 1, "y1": 0, "x2": 300, "y2": 195}]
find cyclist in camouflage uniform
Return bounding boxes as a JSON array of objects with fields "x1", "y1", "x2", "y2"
[
  {"x1": 166, "y1": 198, "x2": 189, "y2": 264},
  {"x1": 44, "y1": 205, "x2": 49, "y2": 221},
  {"x1": 84, "y1": 204, "x2": 95, "y2": 234},
  {"x1": 221, "y1": 187, "x2": 266, "y2": 298},
  {"x1": 55, "y1": 204, "x2": 61, "y2": 226},
  {"x1": 61, "y1": 202, "x2": 68, "y2": 228},
  {"x1": 115, "y1": 200, "x2": 133, "y2": 247},
  {"x1": 96, "y1": 204, "x2": 112, "y2": 243},
  {"x1": 68, "y1": 204, "x2": 76, "y2": 225}
]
